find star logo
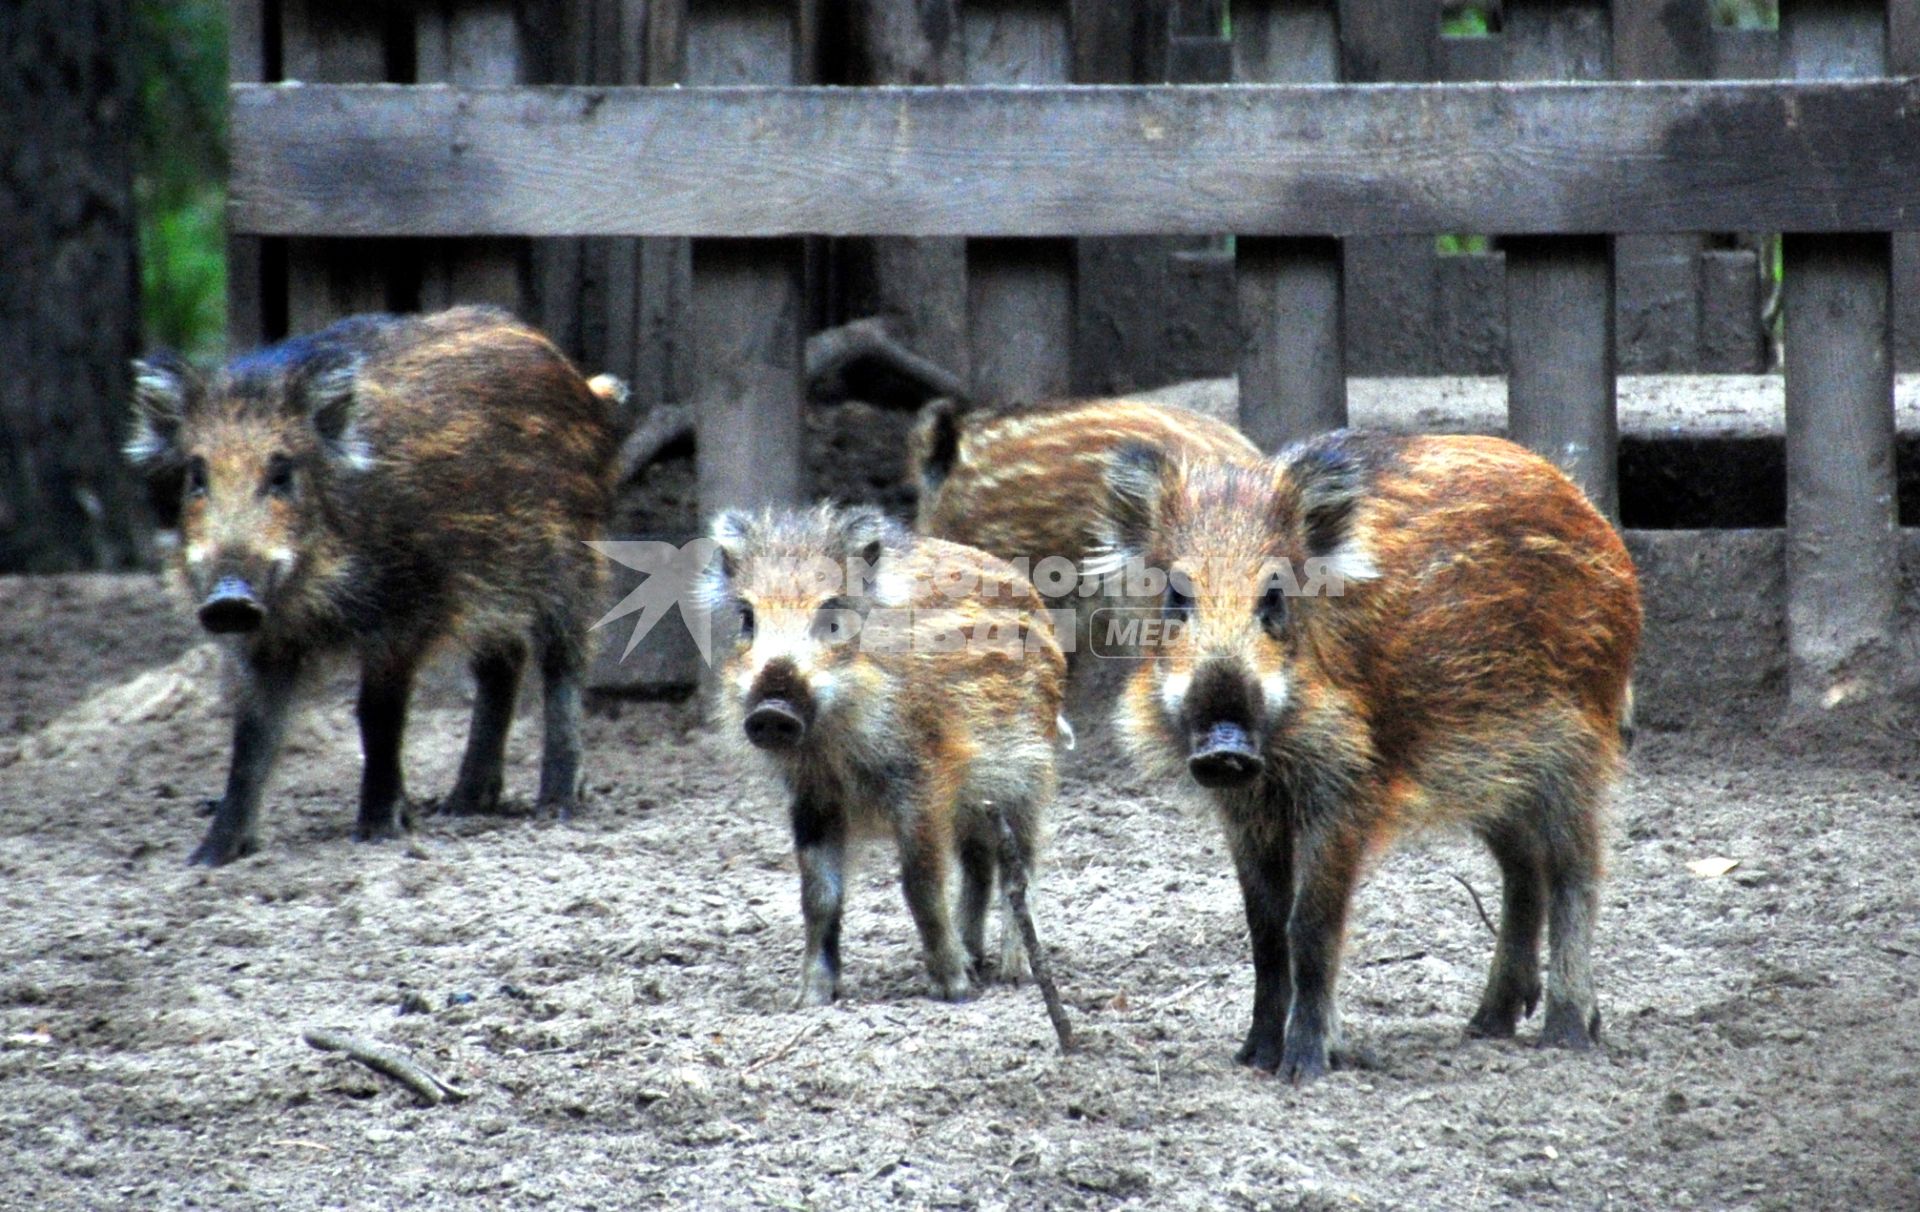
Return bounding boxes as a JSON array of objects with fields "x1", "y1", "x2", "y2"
[{"x1": 584, "y1": 538, "x2": 721, "y2": 664}]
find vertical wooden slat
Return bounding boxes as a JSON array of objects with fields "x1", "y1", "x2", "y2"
[
  {"x1": 225, "y1": 0, "x2": 267, "y2": 350},
  {"x1": 280, "y1": 0, "x2": 388, "y2": 335},
  {"x1": 1234, "y1": 0, "x2": 1346, "y2": 452},
  {"x1": 1892, "y1": 5, "x2": 1920, "y2": 372},
  {"x1": 964, "y1": 2, "x2": 1074, "y2": 404},
  {"x1": 1614, "y1": 0, "x2": 1712, "y2": 373},
  {"x1": 854, "y1": 0, "x2": 968, "y2": 383},
  {"x1": 1503, "y1": 1, "x2": 1618, "y2": 521},
  {"x1": 415, "y1": 0, "x2": 525, "y2": 315},
  {"x1": 1337, "y1": 0, "x2": 1438, "y2": 377},
  {"x1": 690, "y1": 1, "x2": 806, "y2": 517},
  {"x1": 640, "y1": 0, "x2": 692, "y2": 413},
  {"x1": 1780, "y1": 0, "x2": 1897, "y2": 716}
]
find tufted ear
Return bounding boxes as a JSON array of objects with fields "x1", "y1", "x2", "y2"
[
  {"x1": 908, "y1": 398, "x2": 965, "y2": 498},
  {"x1": 300, "y1": 351, "x2": 372, "y2": 471},
  {"x1": 1095, "y1": 442, "x2": 1170, "y2": 564},
  {"x1": 1275, "y1": 436, "x2": 1377, "y2": 582},
  {"x1": 125, "y1": 353, "x2": 196, "y2": 470},
  {"x1": 836, "y1": 504, "x2": 898, "y2": 571},
  {"x1": 708, "y1": 509, "x2": 754, "y2": 581}
]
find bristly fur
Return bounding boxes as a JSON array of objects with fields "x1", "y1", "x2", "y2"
[
  {"x1": 710, "y1": 502, "x2": 1068, "y2": 1006},
  {"x1": 126, "y1": 306, "x2": 622, "y2": 865},
  {"x1": 1105, "y1": 429, "x2": 1641, "y2": 1080},
  {"x1": 909, "y1": 396, "x2": 1262, "y2": 670}
]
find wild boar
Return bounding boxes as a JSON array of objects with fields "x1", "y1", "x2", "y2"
[
  {"x1": 1098, "y1": 432, "x2": 1640, "y2": 1081},
  {"x1": 124, "y1": 306, "x2": 622, "y2": 865},
  {"x1": 908, "y1": 397, "x2": 1260, "y2": 665},
  {"x1": 703, "y1": 504, "x2": 1068, "y2": 1005}
]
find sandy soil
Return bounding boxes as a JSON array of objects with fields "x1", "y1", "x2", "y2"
[{"x1": 2, "y1": 574, "x2": 1917, "y2": 1211}]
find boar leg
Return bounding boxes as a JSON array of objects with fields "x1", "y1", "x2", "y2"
[
  {"x1": 1539, "y1": 828, "x2": 1603, "y2": 1050},
  {"x1": 191, "y1": 657, "x2": 300, "y2": 866},
  {"x1": 895, "y1": 807, "x2": 970, "y2": 1002},
  {"x1": 353, "y1": 654, "x2": 417, "y2": 842},
  {"x1": 1229, "y1": 825, "x2": 1295, "y2": 1071},
  {"x1": 991, "y1": 802, "x2": 1042, "y2": 981},
  {"x1": 444, "y1": 645, "x2": 526, "y2": 815},
  {"x1": 1281, "y1": 821, "x2": 1363, "y2": 1084},
  {"x1": 955, "y1": 824, "x2": 995, "y2": 981},
  {"x1": 534, "y1": 639, "x2": 585, "y2": 818},
  {"x1": 791, "y1": 791, "x2": 847, "y2": 1008},
  {"x1": 1467, "y1": 819, "x2": 1546, "y2": 1039}
]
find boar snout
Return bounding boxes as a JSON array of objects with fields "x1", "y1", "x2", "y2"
[
  {"x1": 197, "y1": 576, "x2": 265, "y2": 634},
  {"x1": 1189, "y1": 721, "x2": 1263, "y2": 788},
  {"x1": 744, "y1": 698, "x2": 809, "y2": 750},
  {"x1": 744, "y1": 662, "x2": 816, "y2": 751},
  {"x1": 1184, "y1": 661, "x2": 1265, "y2": 789}
]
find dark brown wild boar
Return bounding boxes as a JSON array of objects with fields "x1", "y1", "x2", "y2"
[
  {"x1": 125, "y1": 307, "x2": 622, "y2": 865},
  {"x1": 703, "y1": 504, "x2": 1067, "y2": 1005},
  {"x1": 1098, "y1": 432, "x2": 1640, "y2": 1082},
  {"x1": 909, "y1": 397, "x2": 1260, "y2": 664}
]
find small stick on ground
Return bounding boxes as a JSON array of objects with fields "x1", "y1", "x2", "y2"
[
  {"x1": 993, "y1": 805, "x2": 1074, "y2": 1054},
  {"x1": 1450, "y1": 873, "x2": 1497, "y2": 937},
  {"x1": 744, "y1": 1020, "x2": 823, "y2": 1074},
  {"x1": 302, "y1": 1027, "x2": 470, "y2": 1106}
]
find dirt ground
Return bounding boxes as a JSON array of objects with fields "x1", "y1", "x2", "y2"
[{"x1": 3, "y1": 573, "x2": 1917, "y2": 1211}]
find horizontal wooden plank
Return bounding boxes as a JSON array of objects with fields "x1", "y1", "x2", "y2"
[{"x1": 230, "y1": 80, "x2": 1920, "y2": 238}]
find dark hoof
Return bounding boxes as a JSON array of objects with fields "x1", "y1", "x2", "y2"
[
  {"x1": 188, "y1": 833, "x2": 258, "y2": 867},
  {"x1": 1466, "y1": 1009, "x2": 1519, "y2": 1040},
  {"x1": 353, "y1": 818, "x2": 409, "y2": 843},
  {"x1": 538, "y1": 796, "x2": 580, "y2": 822},
  {"x1": 438, "y1": 782, "x2": 505, "y2": 817},
  {"x1": 1279, "y1": 1047, "x2": 1330, "y2": 1086},
  {"x1": 1236, "y1": 1033, "x2": 1284, "y2": 1072},
  {"x1": 1539, "y1": 1002, "x2": 1602, "y2": 1051}
]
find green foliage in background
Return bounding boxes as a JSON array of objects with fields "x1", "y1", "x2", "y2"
[
  {"x1": 1443, "y1": 2, "x2": 1777, "y2": 35},
  {"x1": 134, "y1": 0, "x2": 228, "y2": 360}
]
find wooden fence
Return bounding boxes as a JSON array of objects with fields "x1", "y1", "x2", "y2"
[{"x1": 227, "y1": 0, "x2": 1920, "y2": 712}]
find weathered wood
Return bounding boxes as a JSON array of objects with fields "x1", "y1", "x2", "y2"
[
  {"x1": 278, "y1": 1, "x2": 389, "y2": 334},
  {"x1": 1235, "y1": 2, "x2": 1346, "y2": 449},
  {"x1": 226, "y1": 0, "x2": 268, "y2": 350},
  {"x1": 969, "y1": 239, "x2": 1075, "y2": 404},
  {"x1": 1781, "y1": 0, "x2": 1898, "y2": 716},
  {"x1": 1237, "y1": 237, "x2": 1346, "y2": 452},
  {"x1": 690, "y1": 2, "x2": 806, "y2": 520},
  {"x1": 415, "y1": 0, "x2": 525, "y2": 314},
  {"x1": 1696, "y1": 248, "x2": 1765, "y2": 373},
  {"x1": 1504, "y1": 0, "x2": 1617, "y2": 520},
  {"x1": 853, "y1": 0, "x2": 968, "y2": 384},
  {"x1": 1895, "y1": 4, "x2": 1920, "y2": 372},
  {"x1": 1335, "y1": 0, "x2": 1437, "y2": 378},
  {"x1": 692, "y1": 238, "x2": 806, "y2": 514},
  {"x1": 966, "y1": 2, "x2": 1074, "y2": 404},
  {"x1": 228, "y1": 80, "x2": 1920, "y2": 239}
]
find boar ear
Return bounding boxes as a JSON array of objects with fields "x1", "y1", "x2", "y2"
[
  {"x1": 1098, "y1": 442, "x2": 1168, "y2": 558},
  {"x1": 909, "y1": 398, "x2": 964, "y2": 498},
  {"x1": 837, "y1": 504, "x2": 896, "y2": 569},
  {"x1": 1277, "y1": 436, "x2": 1377, "y2": 581},
  {"x1": 302, "y1": 352, "x2": 372, "y2": 471},
  {"x1": 708, "y1": 509, "x2": 753, "y2": 581},
  {"x1": 125, "y1": 354, "x2": 195, "y2": 469}
]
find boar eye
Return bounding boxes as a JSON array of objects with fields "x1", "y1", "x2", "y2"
[
  {"x1": 1257, "y1": 579, "x2": 1289, "y2": 638},
  {"x1": 1165, "y1": 580, "x2": 1194, "y2": 619},
  {"x1": 737, "y1": 601, "x2": 756, "y2": 642},
  {"x1": 813, "y1": 596, "x2": 861, "y2": 643},
  {"x1": 183, "y1": 457, "x2": 208, "y2": 499},
  {"x1": 263, "y1": 454, "x2": 296, "y2": 498}
]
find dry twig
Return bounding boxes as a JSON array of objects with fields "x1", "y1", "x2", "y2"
[
  {"x1": 1450, "y1": 873, "x2": 1497, "y2": 937},
  {"x1": 302, "y1": 1027, "x2": 470, "y2": 1106},
  {"x1": 994, "y1": 805, "x2": 1074, "y2": 1053},
  {"x1": 744, "y1": 1020, "x2": 823, "y2": 1074}
]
